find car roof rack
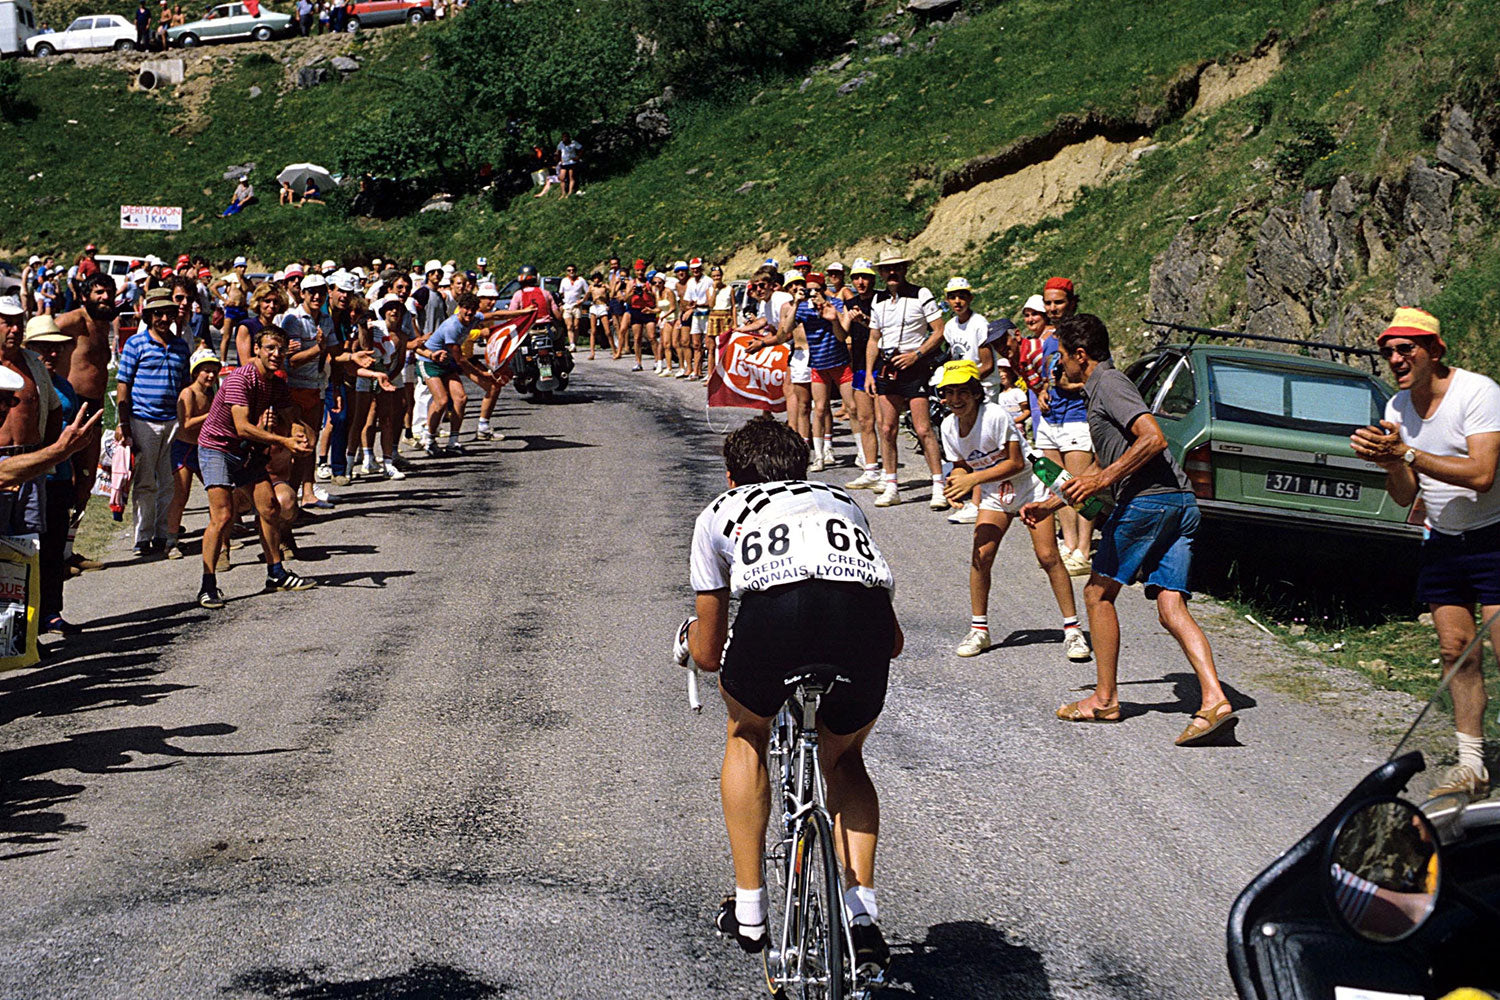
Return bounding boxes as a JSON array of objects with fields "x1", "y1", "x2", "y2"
[{"x1": 1143, "y1": 318, "x2": 1381, "y2": 375}]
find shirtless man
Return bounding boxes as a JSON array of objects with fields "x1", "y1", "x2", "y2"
[
  {"x1": 165, "y1": 349, "x2": 221, "y2": 559},
  {"x1": 57, "y1": 272, "x2": 118, "y2": 526},
  {"x1": 0, "y1": 297, "x2": 56, "y2": 535}
]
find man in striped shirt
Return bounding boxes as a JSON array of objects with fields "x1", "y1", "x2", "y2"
[
  {"x1": 117, "y1": 287, "x2": 190, "y2": 556},
  {"x1": 195, "y1": 325, "x2": 315, "y2": 608}
]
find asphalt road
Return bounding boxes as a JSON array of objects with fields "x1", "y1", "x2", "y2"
[{"x1": 0, "y1": 362, "x2": 1412, "y2": 1000}]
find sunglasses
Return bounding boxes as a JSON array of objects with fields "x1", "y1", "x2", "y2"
[{"x1": 1379, "y1": 342, "x2": 1422, "y2": 359}]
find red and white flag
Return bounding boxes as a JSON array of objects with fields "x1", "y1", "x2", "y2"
[
  {"x1": 706, "y1": 330, "x2": 789, "y2": 413},
  {"x1": 482, "y1": 311, "x2": 538, "y2": 388}
]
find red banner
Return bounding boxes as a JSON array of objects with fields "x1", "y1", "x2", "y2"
[{"x1": 706, "y1": 330, "x2": 789, "y2": 412}]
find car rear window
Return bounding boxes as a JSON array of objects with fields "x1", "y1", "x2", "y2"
[{"x1": 1206, "y1": 358, "x2": 1388, "y2": 435}]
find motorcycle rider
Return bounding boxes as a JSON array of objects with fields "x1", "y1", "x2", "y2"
[{"x1": 507, "y1": 265, "x2": 570, "y2": 392}]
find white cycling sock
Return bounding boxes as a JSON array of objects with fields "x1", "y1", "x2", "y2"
[
  {"x1": 1457, "y1": 731, "x2": 1487, "y2": 776},
  {"x1": 882, "y1": 472, "x2": 897, "y2": 485},
  {"x1": 843, "y1": 885, "x2": 878, "y2": 926},
  {"x1": 735, "y1": 886, "x2": 767, "y2": 938},
  {"x1": 477, "y1": 419, "x2": 490, "y2": 431}
]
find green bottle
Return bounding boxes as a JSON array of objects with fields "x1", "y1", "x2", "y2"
[{"x1": 1031, "y1": 453, "x2": 1108, "y2": 519}]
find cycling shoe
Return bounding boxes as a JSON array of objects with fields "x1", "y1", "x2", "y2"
[
  {"x1": 714, "y1": 895, "x2": 767, "y2": 954},
  {"x1": 851, "y1": 921, "x2": 891, "y2": 974}
]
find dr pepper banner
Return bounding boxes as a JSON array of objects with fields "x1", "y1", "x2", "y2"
[{"x1": 706, "y1": 330, "x2": 790, "y2": 413}]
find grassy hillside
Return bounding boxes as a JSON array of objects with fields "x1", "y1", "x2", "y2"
[{"x1": 4, "y1": 0, "x2": 1497, "y2": 370}]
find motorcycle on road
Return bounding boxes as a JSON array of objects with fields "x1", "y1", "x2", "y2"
[
  {"x1": 511, "y1": 320, "x2": 574, "y2": 400},
  {"x1": 1227, "y1": 609, "x2": 1500, "y2": 1000}
]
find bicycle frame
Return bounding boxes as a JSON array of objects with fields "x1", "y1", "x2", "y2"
[{"x1": 762, "y1": 678, "x2": 877, "y2": 1000}]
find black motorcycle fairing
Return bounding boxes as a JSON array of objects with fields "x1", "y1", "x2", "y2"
[{"x1": 1226, "y1": 753, "x2": 1426, "y2": 1000}]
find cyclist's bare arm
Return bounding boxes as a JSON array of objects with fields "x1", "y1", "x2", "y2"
[{"x1": 690, "y1": 588, "x2": 731, "y2": 671}]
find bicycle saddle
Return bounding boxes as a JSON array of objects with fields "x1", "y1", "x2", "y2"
[{"x1": 784, "y1": 664, "x2": 850, "y2": 696}]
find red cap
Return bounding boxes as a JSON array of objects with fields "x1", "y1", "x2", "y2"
[
  {"x1": 634, "y1": 258, "x2": 646, "y2": 269},
  {"x1": 1043, "y1": 276, "x2": 1075, "y2": 295},
  {"x1": 689, "y1": 257, "x2": 703, "y2": 267},
  {"x1": 197, "y1": 267, "x2": 211, "y2": 278},
  {"x1": 805, "y1": 272, "x2": 825, "y2": 285},
  {"x1": 177, "y1": 254, "x2": 191, "y2": 265},
  {"x1": 85, "y1": 243, "x2": 97, "y2": 251},
  {"x1": 130, "y1": 259, "x2": 143, "y2": 268}
]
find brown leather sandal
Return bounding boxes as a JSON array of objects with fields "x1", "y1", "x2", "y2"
[
  {"x1": 1175, "y1": 700, "x2": 1237, "y2": 746},
  {"x1": 1056, "y1": 699, "x2": 1121, "y2": 723}
]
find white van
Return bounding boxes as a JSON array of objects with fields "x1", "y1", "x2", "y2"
[{"x1": 0, "y1": 0, "x2": 39, "y2": 56}]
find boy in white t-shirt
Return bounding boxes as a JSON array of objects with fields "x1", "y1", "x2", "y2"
[
  {"x1": 939, "y1": 276, "x2": 997, "y2": 376},
  {"x1": 1352, "y1": 307, "x2": 1500, "y2": 805},
  {"x1": 935, "y1": 360, "x2": 1090, "y2": 662}
]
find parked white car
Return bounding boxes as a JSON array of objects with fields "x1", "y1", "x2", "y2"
[{"x1": 26, "y1": 13, "x2": 137, "y2": 55}]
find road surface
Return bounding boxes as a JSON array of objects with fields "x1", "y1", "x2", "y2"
[{"x1": 0, "y1": 363, "x2": 1414, "y2": 999}]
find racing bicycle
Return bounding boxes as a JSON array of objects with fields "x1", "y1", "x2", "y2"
[{"x1": 686, "y1": 662, "x2": 884, "y2": 1000}]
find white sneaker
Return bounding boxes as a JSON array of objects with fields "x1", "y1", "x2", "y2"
[
  {"x1": 947, "y1": 501, "x2": 979, "y2": 524},
  {"x1": 312, "y1": 485, "x2": 334, "y2": 505},
  {"x1": 929, "y1": 483, "x2": 949, "y2": 510},
  {"x1": 1063, "y1": 627, "x2": 1092, "y2": 662},
  {"x1": 383, "y1": 460, "x2": 407, "y2": 481},
  {"x1": 845, "y1": 469, "x2": 881, "y2": 490},
  {"x1": 873, "y1": 482, "x2": 901, "y2": 507},
  {"x1": 956, "y1": 628, "x2": 991, "y2": 657},
  {"x1": 361, "y1": 457, "x2": 381, "y2": 476},
  {"x1": 1064, "y1": 549, "x2": 1091, "y2": 577},
  {"x1": 809, "y1": 452, "x2": 825, "y2": 473},
  {"x1": 314, "y1": 464, "x2": 332, "y2": 482}
]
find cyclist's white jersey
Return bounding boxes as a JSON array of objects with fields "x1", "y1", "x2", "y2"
[{"x1": 691, "y1": 480, "x2": 895, "y2": 598}]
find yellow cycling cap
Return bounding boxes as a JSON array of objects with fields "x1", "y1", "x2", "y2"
[{"x1": 935, "y1": 359, "x2": 981, "y2": 388}]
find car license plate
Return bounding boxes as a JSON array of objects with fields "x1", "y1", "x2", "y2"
[
  {"x1": 539, "y1": 363, "x2": 553, "y2": 379},
  {"x1": 1265, "y1": 471, "x2": 1361, "y2": 501}
]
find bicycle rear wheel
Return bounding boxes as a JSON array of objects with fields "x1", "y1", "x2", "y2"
[{"x1": 788, "y1": 811, "x2": 845, "y2": 1000}]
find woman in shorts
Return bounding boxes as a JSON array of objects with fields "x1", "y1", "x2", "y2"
[
  {"x1": 586, "y1": 272, "x2": 610, "y2": 360},
  {"x1": 801, "y1": 272, "x2": 856, "y2": 472},
  {"x1": 936, "y1": 361, "x2": 1090, "y2": 662},
  {"x1": 705, "y1": 265, "x2": 731, "y2": 382}
]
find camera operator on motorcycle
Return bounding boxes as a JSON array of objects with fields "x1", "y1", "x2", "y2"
[{"x1": 675, "y1": 415, "x2": 903, "y2": 973}]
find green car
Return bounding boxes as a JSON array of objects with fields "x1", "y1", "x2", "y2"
[
  {"x1": 1124, "y1": 330, "x2": 1424, "y2": 548},
  {"x1": 169, "y1": 2, "x2": 293, "y2": 46}
]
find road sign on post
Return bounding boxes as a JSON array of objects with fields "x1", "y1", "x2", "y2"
[{"x1": 119, "y1": 206, "x2": 183, "y2": 231}]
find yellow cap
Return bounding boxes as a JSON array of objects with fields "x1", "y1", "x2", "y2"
[{"x1": 935, "y1": 359, "x2": 981, "y2": 388}]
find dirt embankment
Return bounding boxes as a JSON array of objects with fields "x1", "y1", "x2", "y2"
[{"x1": 721, "y1": 40, "x2": 1283, "y2": 276}]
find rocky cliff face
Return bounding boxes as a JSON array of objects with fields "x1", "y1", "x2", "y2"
[{"x1": 1148, "y1": 104, "x2": 1496, "y2": 345}]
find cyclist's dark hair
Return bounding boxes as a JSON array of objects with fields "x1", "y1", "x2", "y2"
[
  {"x1": 1056, "y1": 313, "x2": 1111, "y2": 362},
  {"x1": 724, "y1": 414, "x2": 809, "y2": 485},
  {"x1": 457, "y1": 292, "x2": 481, "y2": 311}
]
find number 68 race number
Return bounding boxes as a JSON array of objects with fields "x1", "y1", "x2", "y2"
[{"x1": 734, "y1": 514, "x2": 885, "y2": 590}]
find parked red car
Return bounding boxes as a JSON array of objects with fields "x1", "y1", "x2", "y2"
[{"x1": 343, "y1": 0, "x2": 432, "y2": 31}]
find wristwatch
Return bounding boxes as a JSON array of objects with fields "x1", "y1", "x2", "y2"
[{"x1": 1402, "y1": 448, "x2": 1417, "y2": 466}]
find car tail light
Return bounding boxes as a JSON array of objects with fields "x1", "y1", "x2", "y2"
[
  {"x1": 1184, "y1": 444, "x2": 1213, "y2": 500},
  {"x1": 1407, "y1": 496, "x2": 1427, "y2": 526}
]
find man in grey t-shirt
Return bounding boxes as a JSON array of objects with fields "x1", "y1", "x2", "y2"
[{"x1": 1021, "y1": 314, "x2": 1235, "y2": 746}]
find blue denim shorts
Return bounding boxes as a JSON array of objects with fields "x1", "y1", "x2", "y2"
[
  {"x1": 199, "y1": 445, "x2": 267, "y2": 491},
  {"x1": 1093, "y1": 491, "x2": 1199, "y2": 597}
]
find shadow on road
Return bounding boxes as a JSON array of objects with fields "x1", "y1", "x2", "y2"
[
  {"x1": 0, "y1": 723, "x2": 294, "y2": 860},
  {"x1": 996, "y1": 628, "x2": 1066, "y2": 649},
  {"x1": 497, "y1": 433, "x2": 595, "y2": 452},
  {"x1": 226, "y1": 962, "x2": 507, "y2": 999},
  {"x1": 892, "y1": 920, "x2": 1055, "y2": 999}
]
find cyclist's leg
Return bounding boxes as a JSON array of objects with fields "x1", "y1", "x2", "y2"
[
  {"x1": 818, "y1": 720, "x2": 878, "y2": 889},
  {"x1": 721, "y1": 688, "x2": 775, "y2": 891}
]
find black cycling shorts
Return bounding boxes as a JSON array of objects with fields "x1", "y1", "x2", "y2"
[{"x1": 720, "y1": 579, "x2": 894, "y2": 734}]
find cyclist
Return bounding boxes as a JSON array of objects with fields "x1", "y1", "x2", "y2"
[{"x1": 676, "y1": 414, "x2": 901, "y2": 973}]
